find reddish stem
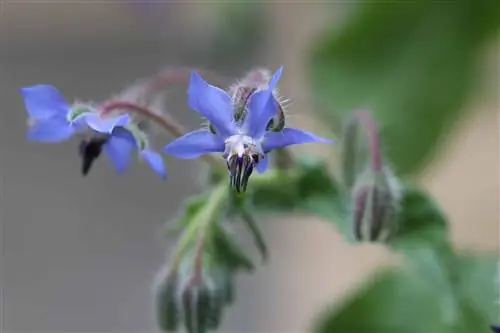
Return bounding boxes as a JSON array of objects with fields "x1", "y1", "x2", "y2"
[
  {"x1": 99, "y1": 100, "x2": 220, "y2": 168},
  {"x1": 100, "y1": 100, "x2": 185, "y2": 137},
  {"x1": 355, "y1": 110, "x2": 382, "y2": 172},
  {"x1": 192, "y1": 234, "x2": 205, "y2": 283}
]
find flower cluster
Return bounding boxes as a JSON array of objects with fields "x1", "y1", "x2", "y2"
[
  {"x1": 21, "y1": 67, "x2": 332, "y2": 191},
  {"x1": 19, "y1": 66, "x2": 336, "y2": 332}
]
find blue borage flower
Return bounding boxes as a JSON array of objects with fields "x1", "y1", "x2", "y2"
[
  {"x1": 20, "y1": 84, "x2": 166, "y2": 179},
  {"x1": 164, "y1": 67, "x2": 334, "y2": 191},
  {"x1": 21, "y1": 84, "x2": 128, "y2": 142},
  {"x1": 109, "y1": 125, "x2": 167, "y2": 179}
]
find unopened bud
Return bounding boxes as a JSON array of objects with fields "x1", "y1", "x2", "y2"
[
  {"x1": 227, "y1": 68, "x2": 287, "y2": 132},
  {"x1": 211, "y1": 266, "x2": 236, "y2": 306},
  {"x1": 153, "y1": 267, "x2": 180, "y2": 332},
  {"x1": 181, "y1": 276, "x2": 223, "y2": 333},
  {"x1": 351, "y1": 168, "x2": 401, "y2": 242},
  {"x1": 341, "y1": 111, "x2": 370, "y2": 190}
]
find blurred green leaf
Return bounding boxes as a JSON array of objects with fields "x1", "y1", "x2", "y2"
[
  {"x1": 390, "y1": 184, "x2": 450, "y2": 252},
  {"x1": 309, "y1": 0, "x2": 500, "y2": 175},
  {"x1": 452, "y1": 254, "x2": 499, "y2": 325},
  {"x1": 313, "y1": 268, "x2": 445, "y2": 333},
  {"x1": 210, "y1": 224, "x2": 255, "y2": 272},
  {"x1": 167, "y1": 194, "x2": 209, "y2": 235},
  {"x1": 249, "y1": 157, "x2": 339, "y2": 213},
  {"x1": 313, "y1": 252, "x2": 498, "y2": 333}
]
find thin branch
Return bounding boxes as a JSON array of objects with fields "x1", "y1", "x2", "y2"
[{"x1": 99, "y1": 100, "x2": 221, "y2": 168}]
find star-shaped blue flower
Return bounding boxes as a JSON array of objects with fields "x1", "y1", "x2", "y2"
[
  {"x1": 164, "y1": 67, "x2": 333, "y2": 190},
  {"x1": 21, "y1": 84, "x2": 166, "y2": 178}
]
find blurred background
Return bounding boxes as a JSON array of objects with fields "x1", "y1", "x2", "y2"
[{"x1": 0, "y1": 1, "x2": 498, "y2": 332}]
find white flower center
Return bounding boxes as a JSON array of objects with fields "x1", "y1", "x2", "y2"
[{"x1": 224, "y1": 134, "x2": 263, "y2": 160}]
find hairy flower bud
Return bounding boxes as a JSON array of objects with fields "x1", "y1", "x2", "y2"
[
  {"x1": 226, "y1": 68, "x2": 287, "y2": 132},
  {"x1": 153, "y1": 266, "x2": 180, "y2": 332},
  {"x1": 180, "y1": 276, "x2": 223, "y2": 333},
  {"x1": 351, "y1": 168, "x2": 401, "y2": 242},
  {"x1": 211, "y1": 266, "x2": 236, "y2": 306}
]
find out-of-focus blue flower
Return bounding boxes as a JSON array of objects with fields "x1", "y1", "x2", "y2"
[
  {"x1": 164, "y1": 67, "x2": 333, "y2": 190},
  {"x1": 21, "y1": 84, "x2": 166, "y2": 179},
  {"x1": 21, "y1": 84, "x2": 128, "y2": 143},
  {"x1": 103, "y1": 126, "x2": 167, "y2": 179}
]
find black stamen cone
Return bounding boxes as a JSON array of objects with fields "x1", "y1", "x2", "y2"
[
  {"x1": 78, "y1": 137, "x2": 108, "y2": 176},
  {"x1": 227, "y1": 154, "x2": 255, "y2": 193},
  {"x1": 491, "y1": 325, "x2": 500, "y2": 333}
]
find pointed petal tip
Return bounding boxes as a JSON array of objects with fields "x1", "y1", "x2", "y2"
[{"x1": 141, "y1": 150, "x2": 167, "y2": 179}]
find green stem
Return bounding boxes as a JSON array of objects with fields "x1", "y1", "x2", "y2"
[{"x1": 170, "y1": 183, "x2": 229, "y2": 266}]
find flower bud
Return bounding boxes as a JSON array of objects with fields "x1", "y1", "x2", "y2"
[
  {"x1": 153, "y1": 267, "x2": 180, "y2": 332},
  {"x1": 211, "y1": 266, "x2": 236, "y2": 306},
  {"x1": 227, "y1": 68, "x2": 287, "y2": 131},
  {"x1": 341, "y1": 111, "x2": 372, "y2": 190},
  {"x1": 181, "y1": 276, "x2": 223, "y2": 333},
  {"x1": 351, "y1": 168, "x2": 401, "y2": 242}
]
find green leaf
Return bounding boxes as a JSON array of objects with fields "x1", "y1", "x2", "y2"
[
  {"x1": 313, "y1": 252, "x2": 498, "y2": 333},
  {"x1": 210, "y1": 224, "x2": 255, "y2": 272},
  {"x1": 452, "y1": 254, "x2": 499, "y2": 326},
  {"x1": 313, "y1": 268, "x2": 445, "y2": 333},
  {"x1": 309, "y1": 0, "x2": 500, "y2": 175},
  {"x1": 249, "y1": 157, "x2": 339, "y2": 213},
  {"x1": 389, "y1": 184, "x2": 450, "y2": 252},
  {"x1": 177, "y1": 195, "x2": 209, "y2": 229},
  {"x1": 165, "y1": 194, "x2": 209, "y2": 237}
]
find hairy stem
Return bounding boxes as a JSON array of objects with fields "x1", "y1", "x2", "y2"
[
  {"x1": 171, "y1": 183, "x2": 228, "y2": 267},
  {"x1": 192, "y1": 234, "x2": 205, "y2": 282},
  {"x1": 100, "y1": 100, "x2": 221, "y2": 169},
  {"x1": 101, "y1": 100, "x2": 185, "y2": 137}
]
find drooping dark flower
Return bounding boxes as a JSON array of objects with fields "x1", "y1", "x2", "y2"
[{"x1": 164, "y1": 67, "x2": 333, "y2": 192}]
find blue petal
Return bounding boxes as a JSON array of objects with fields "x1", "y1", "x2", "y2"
[
  {"x1": 244, "y1": 67, "x2": 284, "y2": 138},
  {"x1": 26, "y1": 117, "x2": 74, "y2": 143},
  {"x1": 84, "y1": 113, "x2": 130, "y2": 133},
  {"x1": 255, "y1": 154, "x2": 270, "y2": 173},
  {"x1": 262, "y1": 127, "x2": 333, "y2": 151},
  {"x1": 20, "y1": 84, "x2": 69, "y2": 120},
  {"x1": 141, "y1": 150, "x2": 167, "y2": 179},
  {"x1": 187, "y1": 71, "x2": 236, "y2": 137},
  {"x1": 103, "y1": 134, "x2": 135, "y2": 173},
  {"x1": 164, "y1": 129, "x2": 225, "y2": 159}
]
